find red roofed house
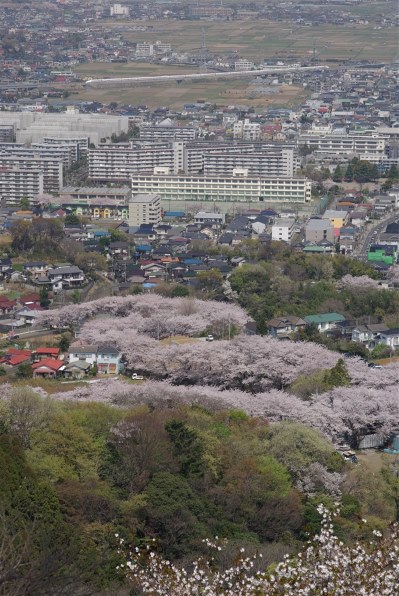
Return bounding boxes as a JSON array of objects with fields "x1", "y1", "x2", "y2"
[
  {"x1": 32, "y1": 358, "x2": 65, "y2": 378},
  {"x1": 0, "y1": 348, "x2": 33, "y2": 367},
  {"x1": 0, "y1": 297, "x2": 17, "y2": 314},
  {"x1": 34, "y1": 347, "x2": 62, "y2": 361},
  {"x1": 19, "y1": 293, "x2": 41, "y2": 308}
]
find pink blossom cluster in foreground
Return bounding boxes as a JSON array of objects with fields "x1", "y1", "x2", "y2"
[{"x1": 120, "y1": 506, "x2": 399, "y2": 595}]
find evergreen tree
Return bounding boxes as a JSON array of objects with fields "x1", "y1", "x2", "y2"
[
  {"x1": 332, "y1": 164, "x2": 343, "y2": 182},
  {"x1": 344, "y1": 163, "x2": 354, "y2": 182}
]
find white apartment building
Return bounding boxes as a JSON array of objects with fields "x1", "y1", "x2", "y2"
[
  {"x1": 298, "y1": 133, "x2": 386, "y2": 159},
  {"x1": 203, "y1": 147, "x2": 297, "y2": 177},
  {"x1": 42, "y1": 137, "x2": 88, "y2": 159},
  {"x1": 0, "y1": 125, "x2": 15, "y2": 143},
  {"x1": 129, "y1": 193, "x2": 162, "y2": 227},
  {"x1": 0, "y1": 168, "x2": 44, "y2": 206},
  {"x1": 110, "y1": 3, "x2": 129, "y2": 17},
  {"x1": 89, "y1": 142, "x2": 184, "y2": 182},
  {"x1": 233, "y1": 119, "x2": 261, "y2": 141},
  {"x1": 0, "y1": 155, "x2": 62, "y2": 192},
  {"x1": 0, "y1": 145, "x2": 73, "y2": 168},
  {"x1": 272, "y1": 219, "x2": 296, "y2": 242},
  {"x1": 139, "y1": 125, "x2": 197, "y2": 142},
  {"x1": 131, "y1": 172, "x2": 311, "y2": 204}
]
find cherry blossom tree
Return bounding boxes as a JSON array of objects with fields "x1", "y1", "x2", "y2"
[
  {"x1": 337, "y1": 274, "x2": 382, "y2": 290},
  {"x1": 120, "y1": 506, "x2": 399, "y2": 595}
]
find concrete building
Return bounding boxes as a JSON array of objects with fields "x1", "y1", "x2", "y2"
[
  {"x1": 110, "y1": 3, "x2": 130, "y2": 17},
  {"x1": 298, "y1": 133, "x2": 386, "y2": 160},
  {"x1": 0, "y1": 155, "x2": 62, "y2": 192},
  {"x1": 60, "y1": 186, "x2": 130, "y2": 203},
  {"x1": 235, "y1": 59, "x2": 254, "y2": 71},
  {"x1": 129, "y1": 193, "x2": 162, "y2": 228},
  {"x1": 272, "y1": 219, "x2": 296, "y2": 242},
  {"x1": 131, "y1": 172, "x2": 311, "y2": 204},
  {"x1": 0, "y1": 168, "x2": 44, "y2": 206},
  {"x1": 89, "y1": 142, "x2": 184, "y2": 182},
  {"x1": 305, "y1": 218, "x2": 335, "y2": 243},
  {"x1": 0, "y1": 112, "x2": 128, "y2": 147},
  {"x1": 203, "y1": 147, "x2": 297, "y2": 177},
  {"x1": 322, "y1": 210, "x2": 348, "y2": 236},
  {"x1": 0, "y1": 125, "x2": 15, "y2": 143},
  {"x1": 139, "y1": 125, "x2": 197, "y2": 142},
  {"x1": 233, "y1": 119, "x2": 261, "y2": 141}
]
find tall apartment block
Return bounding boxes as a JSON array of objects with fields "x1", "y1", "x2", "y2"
[{"x1": 0, "y1": 168, "x2": 44, "y2": 206}]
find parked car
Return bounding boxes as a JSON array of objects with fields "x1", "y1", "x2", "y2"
[{"x1": 206, "y1": 334, "x2": 214, "y2": 342}]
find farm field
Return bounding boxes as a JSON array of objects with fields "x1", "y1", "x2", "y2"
[
  {"x1": 94, "y1": 17, "x2": 399, "y2": 63},
  {"x1": 69, "y1": 77, "x2": 310, "y2": 110}
]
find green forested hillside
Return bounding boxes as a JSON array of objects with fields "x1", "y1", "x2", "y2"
[{"x1": 1, "y1": 389, "x2": 397, "y2": 594}]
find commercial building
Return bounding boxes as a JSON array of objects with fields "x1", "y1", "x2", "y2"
[
  {"x1": 129, "y1": 193, "x2": 162, "y2": 228},
  {"x1": 235, "y1": 59, "x2": 255, "y2": 71},
  {"x1": 131, "y1": 172, "x2": 311, "y2": 204},
  {"x1": 0, "y1": 168, "x2": 44, "y2": 206},
  {"x1": 272, "y1": 219, "x2": 296, "y2": 242}
]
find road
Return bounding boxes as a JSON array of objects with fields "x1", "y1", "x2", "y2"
[{"x1": 353, "y1": 211, "x2": 399, "y2": 259}]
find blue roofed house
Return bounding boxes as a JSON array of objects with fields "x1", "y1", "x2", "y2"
[{"x1": 304, "y1": 312, "x2": 345, "y2": 333}]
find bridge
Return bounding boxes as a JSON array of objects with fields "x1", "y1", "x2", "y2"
[{"x1": 84, "y1": 65, "x2": 329, "y2": 88}]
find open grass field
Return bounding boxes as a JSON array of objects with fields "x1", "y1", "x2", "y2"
[{"x1": 70, "y1": 77, "x2": 310, "y2": 110}]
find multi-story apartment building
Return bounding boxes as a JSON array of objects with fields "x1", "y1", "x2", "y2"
[
  {"x1": 0, "y1": 145, "x2": 73, "y2": 168},
  {"x1": 89, "y1": 142, "x2": 184, "y2": 182},
  {"x1": 128, "y1": 193, "x2": 162, "y2": 227},
  {"x1": 0, "y1": 168, "x2": 44, "y2": 206},
  {"x1": 298, "y1": 133, "x2": 386, "y2": 159},
  {"x1": 0, "y1": 125, "x2": 15, "y2": 143},
  {"x1": 139, "y1": 125, "x2": 197, "y2": 142},
  {"x1": 233, "y1": 119, "x2": 261, "y2": 141},
  {"x1": 203, "y1": 147, "x2": 297, "y2": 177},
  {"x1": 42, "y1": 137, "x2": 88, "y2": 160},
  {"x1": 0, "y1": 155, "x2": 63, "y2": 192},
  {"x1": 131, "y1": 171, "x2": 311, "y2": 204},
  {"x1": 272, "y1": 219, "x2": 296, "y2": 242}
]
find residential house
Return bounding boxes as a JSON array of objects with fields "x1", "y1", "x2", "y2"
[
  {"x1": 0, "y1": 297, "x2": 17, "y2": 315},
  {"x1": 15, "y1": 307, "x2": 42, "y2": 325},
  {"x1": 304, "y1": 312, "x2": 345, "y2": 332},
  {"x1": 68, "y1": 345, "x2": 98, "y2": 365},
  {"x1": 47, "y1": 266, "x2": 85, "y2": 290},
  {"x1": 379, "y1": 328, "x2": 399, "y2": 349},
  {"x1": 32, "y1": 358, "x2": 65, "y2": 378},
  {"x1": 0, "y1": 348, "x2": 32, "y2": 367},
  {"x1": 63, "y1": 360, "x2": 92, "y2": 379},
  {"x1": 23, "y1": 262, "x2": 49, "y2": 278},
  {"x1": 96, "y1": 344, "x2": 122, "y2": 374},
  {"x1": 268, "y1": 316, "x2": 307, "y2": 337},
  {"x1": 351, "y1": 324, "x2": 389, "y2": 349},
  {"x1": 34, "y1": 347, "x2": 62, "y2": 361}
]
